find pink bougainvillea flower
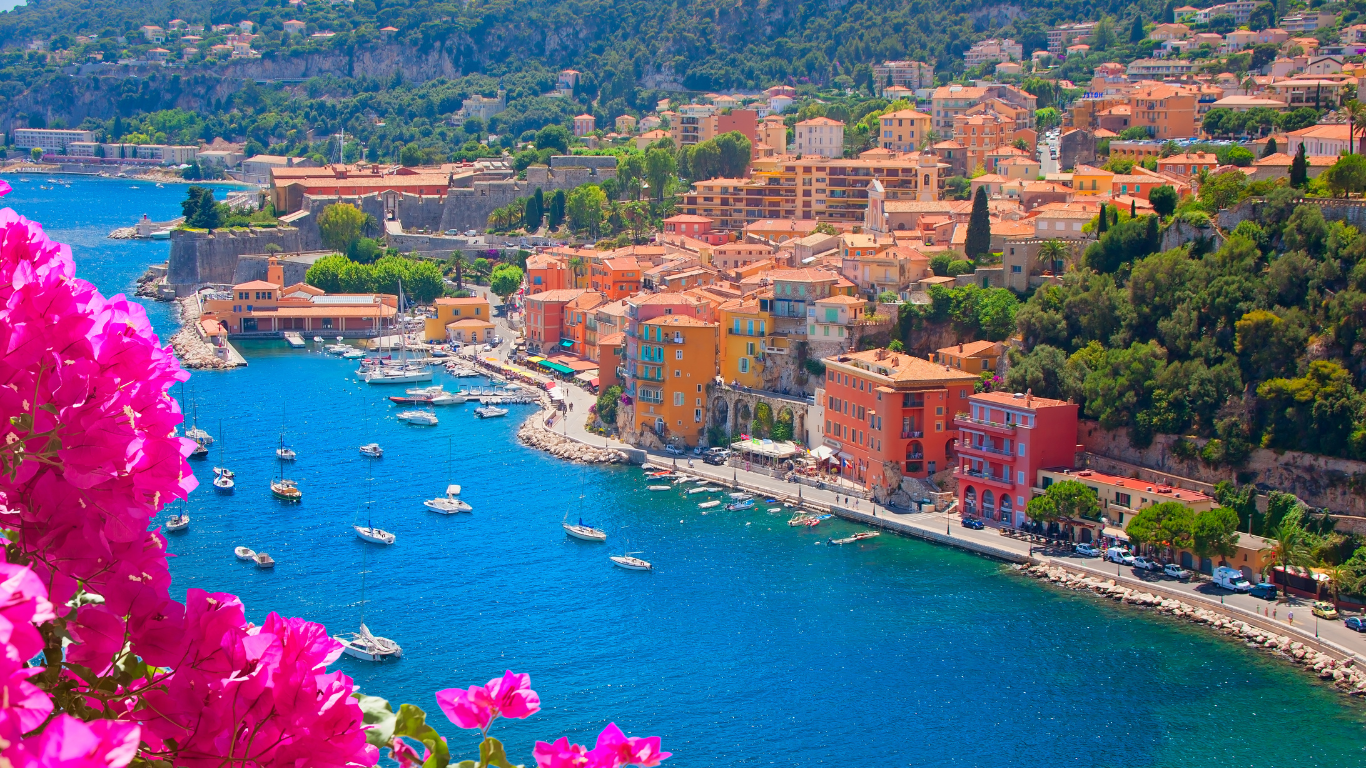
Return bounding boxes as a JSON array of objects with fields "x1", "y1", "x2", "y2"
[
  {"x1": 65, "y1": 604, "x2": 128, "y2": 676},
  {"x1": 436, "y1": 669, "x2": 540, "y2": 732},
  {"x1": 1, "y1": 714, "x2": 141, "y2": 768},
  {"x1": 588, "y1": 723, "x2": 672, "y2": 768},
  {"x1": 388, "y1": 738, "x2": 425, "y2": 768},
  {"x1": 533, "y1": 737, "x2": 590, "y2": 768}
]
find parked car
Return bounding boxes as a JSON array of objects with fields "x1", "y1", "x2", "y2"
[
  {"x1": 664, "y1": 444, "x2": 685, "y2": 456},
  {"x1": 1163, "y1": 563, "x2": 1190, "y2": 580},
  {"x1": 465, "y1": 230, "x2": 478, "y2": 237},
  {"x1": 1344, "y1": 616, "x2": 1366, "y2": 633},
  {"x1": 960, "y1": 517, "x2": 985, "y2": 530},
  {"x1": 1249, "y1": 583, "x2": 1278, "y2": 600},
  {"x1": 1212, "y1": 566, "x2": 1253, "y2": 592},
  {"x1": 444, "y1": 229, "x2": 459, "y2": 235},
  {"x1": 1131, "y1": 556, "x2": 1162, "y2": 572},
  {"x1": 702, "y1": 448, "x2": 730, "y2": 466},
  {"x1": 1105, "y1": 547, "x2": 1135, "y2": 565},
  {"x1": 1074, "y1": 543, "x2": 1101, "y2": 558},
  {"x1": 1312, "y1": 601, "x2": 1340, "y2": 620}
]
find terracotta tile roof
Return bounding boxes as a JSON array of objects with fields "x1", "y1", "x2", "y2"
[
  {"x1": 232, "y1": 280, "x2": 279, "y2": 290},
  {"x1": 525, "y1": 289, "x2": 587, "y2": 303},
  {"x1": 642, "y1": 315, "x2": 715, "y2": 327},
  {"x1": 936, "y1": 340, "x2": 1000, "y2": 357},
  {"x1": 826, "y1": 348, "x2": 980, "y2": 385},
  {"x1": 972, "y1": 390, "x2": 1073, "y2": 410},
  {"x1": 767, "y1": 268, "x2": 839, "y2": 282},
  {"x1": 598, "y1": 332, "x2": 626, "y2": 346}
]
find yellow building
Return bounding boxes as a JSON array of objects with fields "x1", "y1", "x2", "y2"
[
  {"x1": 718, "y1": 295, "x2": 773, "y2": 389},
  {"x1": 1070, "y1": 165, "x2": 1115, "y2": 195},
  {"x1": 879, "y1": 109, "x2": 933, "y2": 153},
  {"x1": 425, "y1": 296, "x2": 492, "y2": 342},
  {"x1": 634, "y1": 315, "x2": 719, "y2": 446}
]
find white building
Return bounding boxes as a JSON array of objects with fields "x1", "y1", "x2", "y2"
[
  {"x1": 872, "y1": 60, "x2": 935, "y2": 90},
  {"x1": 794, "y1": 117, "x2": 845, "y2": 159},
  {"x1": 964, "y1": 39, "x2": 1022, "y2": 67},
  {"x1": 12, "y1": 128, "x2": 96, "y2": 152}
]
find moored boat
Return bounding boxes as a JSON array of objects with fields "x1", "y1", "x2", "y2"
[
  {"x1": 726, "y1": 499, "x2": 756, "y2": 511},
  {"x1": 474, "y1": 405, "x2": 508, "y2": 419},
  {"x1": 359, "y1": 443, "x2": 384, "y2": 458},
  {"x1": 165, "y1": 514, "x2": 189, "y2": 531},
  {"x1": 397, "y1": 409, "x2": 438, "y2": 426},
  {"x1": 234, "y1": 546, "x2": 256, "y2": 561},
  {"x1": 354, "y1": 525, "x2": 396, "y2": 545},
  {"x1": 254, "y1": 552, "x2": 275, "y2": 568},
  {"x1": 271, "y1": 478, "x2": 302, "y2": 502},
  {"x1": 647, "y1": 485, "x2": 671, "y2": 491},
  {"x1": 698, "y1": 500, "x2": 721, "y2": 509},
  {"x1": 335, "y1": 624, "x2": 402, "y2": 662}
]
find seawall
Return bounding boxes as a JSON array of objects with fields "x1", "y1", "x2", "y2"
[{"x1": 167, "y1": 227, "x2": 322, "y2": 295}]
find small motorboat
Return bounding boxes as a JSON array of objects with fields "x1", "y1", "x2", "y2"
[
  {"x1": 687, "y1": 485, "x2": 713, "y2": 494},
  {"x1": 430, "y1": 391, "x2": 467, "y2": 405},
  {"x1": 698, "y1": 500, "x2": 721, "y2": 509},
  {"x1": 313, "y1": 336, "x2": 324, "y2": 343},
  {"x1": 388, "y1": 394, "x2": 434, "y2": 405},
  {"x1": 474, "y1": 405, "x2": 508, "y2": 419},
  {"x1": 425, "y1": 484, "x2": 472, "y2": 514},
  {"x1": 563, "y1": 513, "x2": 607, "y2": 542},
  {"x1": 406, "y1": 385, "x2": 445, "y2": 397},
  {"x1": 165, "y1": 514, "x2": 189, "y2": 531},
  {"x1": 271, "y1": 478, "x2": 302, "y2": 502},
  {"x1": 342, "y1": 348, "x2": 367, "y2": 359},
  {"x1": 647, "y1": 485, "x2": 671, "y2": 491},
  {"x1": 334, "y1": 624, "x2": 402, "y2": 661},
  {"x1": 397, "y1": 410, "x2": 439, "y2": 426},
  {"x1": 254, "y1": 552, "x2": 275, "y2": 568},
  {"x1": 852, "y1": 531, "x2": 880, "y2": 541},
  {"x1": 729, "y1": 492, "x2": 751, "y2": 500},
  {"x1": 354, "y1": 525, "x2": 396, "y2": 545},
  {"x1": 235, "y1": 546, "x2": 256, "y2": 561},
  {"x1": 359, "y1": 443, "x2": 384, "y2": 458},
  {"x1": 726, "y1": 499, "x2": 756, "y2": 512},
  {"x1": 276, "y1": 446, "x2": 297, "y2": 460}
]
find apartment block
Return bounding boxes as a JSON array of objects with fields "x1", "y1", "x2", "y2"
[
  {"x1": 1047, "y1": 22, "x2": 1097, "y2": 54},
  {"x1": 632, "y1": 315, "x2": 718, "y2": 447},
  {"x1": 954, "y1": 391, "x2": 1079, "y2": 529},
  {"x1": 1128, "y1": 84, "x2": 1199, "y2": 140},
  {"x1": 872, "y1": 60, "x2": 935, "y2": 90},
  {"x1": 931, "y1": 83, "x2": 1037, "y2": 135},
  {"x1": 794, "y1": 117, "x2": 845, "y2": 158},
  {"x1": 821, "y1": 348, "x2": 979, "y2": 487},
  {"x1": 879, "y1": 109, "x2": 933, "y2": 153},
  {"x1": 13, "y1": 128, "x2": 96, "y2": 152},
  {"x1": 964, "y1": 38, "x2": 1021, "y2": 67}
]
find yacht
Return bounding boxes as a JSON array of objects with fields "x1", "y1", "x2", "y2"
[
  {"x1": 563, "y1": 513, "x2": 607, "y2": 541},
  {"x1": 335, "y1": 624, "x2": 402, "y2": 662},
  {"x1": 234, "y1": 546, "x2": 256, "y2": 561},
  {"x1": 430, "y1": 391, "x2": 467, "y2": 405},
  {"x1": 474, "y1": 405, "x2": 508, "y2": 419},
  {"x1": 363, "y1": 365, "x2": 433, "y2": 384},
  {"x1": 425, "y1": 441, "x2": 471, "y2": 513},
  {"x1": 271, "y1": 478, "x2": 302, "y2": 502},
  {"x1": 359, "y1": 443, "x2": 383, "y2": 458},
  {"x1": 397, "y1": 409, "x2": 438, "y2": 426}
]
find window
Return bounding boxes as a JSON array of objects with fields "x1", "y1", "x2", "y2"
[
  {"x1": 1116, "y1": 493, "x2": 1131, "y2": 507},
  {"x1": 936, "y1": 406, "x2": 944, "y2": 415},
  {"x1": 694, "y1": 408, "x2": 702, "y2": 422},
  {"x1": 674, "y1": 392, "x2": 684, "y2": 406},
  {"x1": 675, "y1": 350, "x2": 683, "y2": 360},
  {"x1": 739, "y1": 358, "x2": 749, "y2": 373},
  {"x1": 674, "y1": 370, "x2": 681, "y2": 378}
]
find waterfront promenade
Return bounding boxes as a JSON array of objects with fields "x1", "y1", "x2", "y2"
[{"x1": 473, "y1": 291, "x2": 1366, "y2": 664}]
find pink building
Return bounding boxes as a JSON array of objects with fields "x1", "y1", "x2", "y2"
[
  {"x1": 954, "y1": 390, "x2": 1079, "y2": 529},
  {"x1": 524, "y1": 289, "x2": 586, "y2": 355},
  {"x1": 573, "y1": 114, "x2": 596, "y2": 137}
]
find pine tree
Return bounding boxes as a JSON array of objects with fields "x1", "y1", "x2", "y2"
[
  {"x1": 1097, "y1": 203, "x2": 1109, "y2": 234},
  {"x1": 1290, "y1": 142, "x2": 1308, "y2": 188},
  {"x1": 965, "y1": 186, "x2": 992, "y2": 259}
]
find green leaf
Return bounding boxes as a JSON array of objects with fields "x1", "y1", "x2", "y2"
[
  {"x1": 452, "y1": 762, "x2": 478, "y2": 768},
  {"x1": 356, "y1": 694, "x2": 397, "y2": 746},
  {"x1": 393, "y1": 703, "x2": 451, "y2": 768},
  {"x1": 480, "y1": 737, "x2": 522, "y2": 768}
]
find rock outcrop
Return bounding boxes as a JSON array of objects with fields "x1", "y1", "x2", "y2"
[
  {"x1": 517, "y1": 415, "x2": 629, "y2": 464},
  {"x1": 1021, "y1": 564, "x2": 1366, "y2": 697}
]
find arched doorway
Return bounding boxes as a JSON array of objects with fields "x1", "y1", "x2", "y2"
[
  {"x1": 711, "y1": 398, "x2": 729, "y2": 427},
  {"x1": 963, "y1": 487, "x2": 977, "y2": 516}
]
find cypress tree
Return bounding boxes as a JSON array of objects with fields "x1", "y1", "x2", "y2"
[
  {"x1": 1130, "y1": 15, "x2": 1145, "y2": 43},
  {"x1": 1290, "y1": 142, "x2": 1308, "y2": 188},
  {"x1": 1146, "y1": 213, "x2": 1160, "y2": 252},
  {"x1": 965, "y1": 185, "x2": 992, "y2": 259},
  {"x1": 1131, "y1": 198, "x2": 1137, "y2": 218},
  {"x1": 1262, "y1": 137, "x2": 1278, "y2": 157},
  {"x1": 1097, "y1": 203, "x2": 1109, "y2": 233},
  {"x1": 1162, "y1": 1, "x2": 1175, "y2": 24},
  {"x1": 547, "y1": 189, "x2": 567, "y2": 229},
  {"x1": 525, "y1": 188, "x2": 544, "y2": 230}
]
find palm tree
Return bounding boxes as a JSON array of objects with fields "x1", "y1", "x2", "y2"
[
  {"x1": 448, "y1": 251, "x2": 469, "y2": 290},
  {"x1": 1347, "y1": 100, "x2": 1366, "y2": 155},
  {"x1": 1260, "y1": 521, "x2": 1314, "y2": 602},
  {"x1": 1323, "y1": 563, "x2": 1362, "y2": 603},
  {"x1": 1037, "y1": 239, "x2": 1068, "y2": 275}
]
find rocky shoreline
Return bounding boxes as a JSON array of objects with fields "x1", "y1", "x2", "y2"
[
  {"x1": 1023, "y1": 564, "x2": 1366, "y2": 697},
  {"x1": 517, "y1": 411, "x2": 629, "y2": 464},
  {"x1": 168, "y1": 296, "x2": 243, "y2": 370}
]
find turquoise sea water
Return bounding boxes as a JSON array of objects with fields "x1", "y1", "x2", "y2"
[{"x1": 11, "y1": 177, "x2": 1366, "y2": 767}]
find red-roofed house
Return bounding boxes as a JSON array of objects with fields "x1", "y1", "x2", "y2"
[{"x1": 524, "y1": 289, "x2": 586, "y2": 354}]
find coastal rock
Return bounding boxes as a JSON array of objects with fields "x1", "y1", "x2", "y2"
[
  {"x1": 516, "y1": 413, "x2": 629, "y2": 465},
  {"x1": 168, "y1": 296, "x2": 242, "y2": 370}
]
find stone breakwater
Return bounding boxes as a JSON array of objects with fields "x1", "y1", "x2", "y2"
[
  {"x1": 168, "y1": 297, "x2": 243, "y2": 370},
  {"x1": 1024, "y1": 564, "x2": 1366, "y2": 697},
  {"x1": 517, "y1": 413, "x2": 629, "y2": 464}
]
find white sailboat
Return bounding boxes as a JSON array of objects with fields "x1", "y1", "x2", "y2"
[
  {"x1": 212, "y1": 419, "x2": 234, "y2": 491},
  {"x1": 359, "y1": 443, "x2": 383, "y2": 458},
  {"x1": 425, "y1": 439, "x2": 472, "y2": 513},
  {"x1": 563, "y1": 470, "x2": 607, "y2": 541},
  {"x1": 354, "y1": 458, "x2": 395, "y2": 544},
  {"x1": 363, "y1": 278, "x2": 432, "y2": 384},
  {"x1": 334, "y1": 515, "x2": 401, "y2": 661},
  {"x1": 609, "y1": 539, "x2": 651, "y2": 571}
]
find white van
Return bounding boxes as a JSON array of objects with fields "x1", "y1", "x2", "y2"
[
  {"x1": 1105, "y1": 547, "x2": 1134, "y2": 565},
  {"x1": 1212, "y1": 566, "x2": 1253, "y2": 592}
]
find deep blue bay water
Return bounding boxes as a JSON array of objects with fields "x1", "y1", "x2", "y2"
[{"x1": 12, "y1": 176, "x2": 1366, "y2": 766}]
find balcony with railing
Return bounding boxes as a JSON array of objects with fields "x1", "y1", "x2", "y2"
[
  {"x1": 954, "y1": 413, "x2": 1016, "y2": 432},
  {"x1": 899, "y1": 430, "x2": 924, "y2": 439},
  {"x1": 958, "y1": 441, "x2": 1015, "y2": 460},
  {"x1": 954, "y1": 467, "x2": 1014, "y2": 489}
]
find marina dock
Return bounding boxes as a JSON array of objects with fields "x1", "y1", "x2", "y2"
[{"x1": 283, "y1": 332, "x2": 306, "y2": 348}]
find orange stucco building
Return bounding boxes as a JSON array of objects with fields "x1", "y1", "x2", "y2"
[
  {"x1": 633, "y1": 315, "x2": 719, "y2": 446},
  {"x1": 200, "y1": 258, "x2": 396, "y2": 336}
]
